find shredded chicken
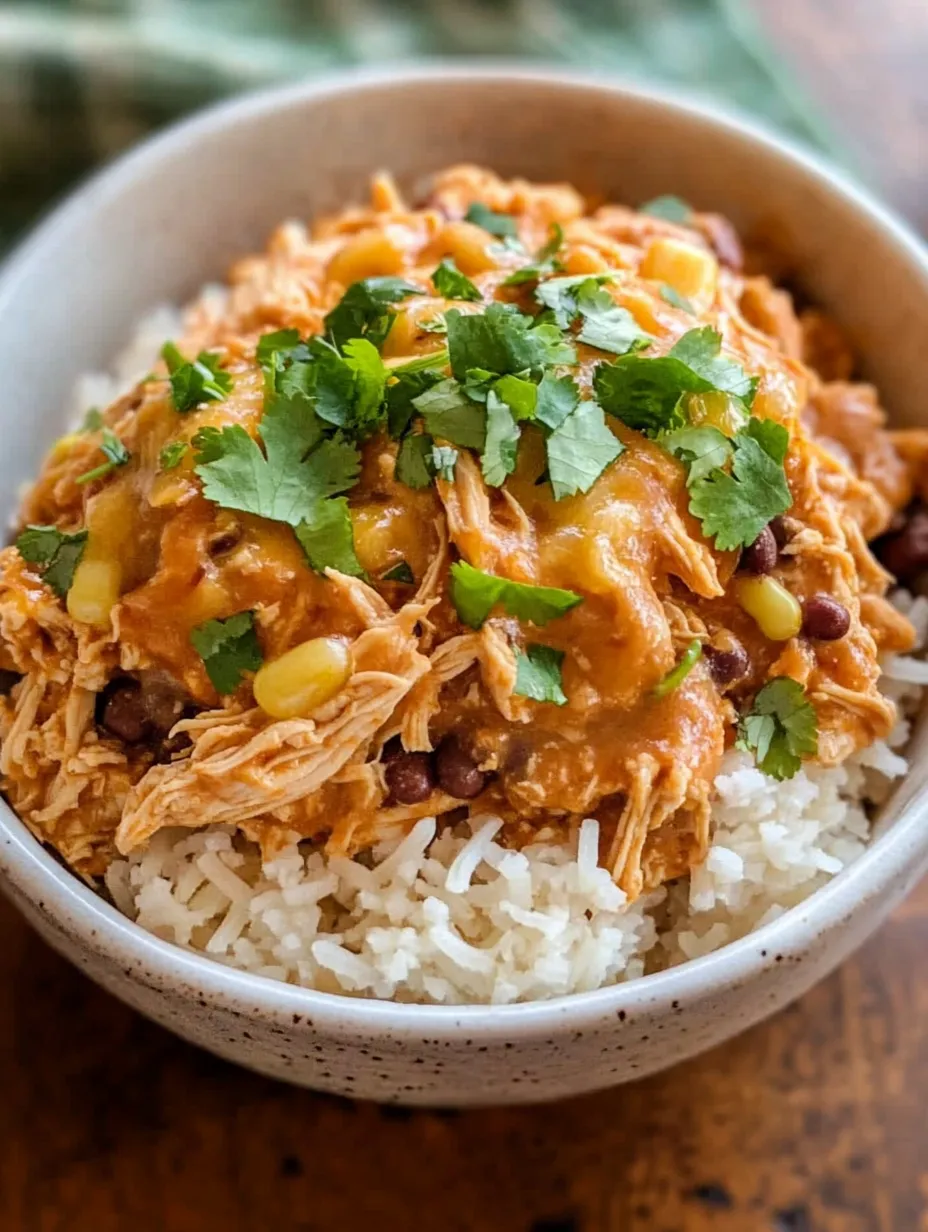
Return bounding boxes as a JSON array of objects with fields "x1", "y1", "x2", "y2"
[{"x1": 1, "y1": 164, "x2": 925, "y2": 903}]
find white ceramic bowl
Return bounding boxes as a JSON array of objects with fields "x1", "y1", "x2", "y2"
[{"x1": 1, "y1": 67, "x2": 927, "y2": 1107}]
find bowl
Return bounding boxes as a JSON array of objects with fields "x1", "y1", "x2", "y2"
[{"x1": 1, "y1": 66, "x2": 927, "y2": 1107}]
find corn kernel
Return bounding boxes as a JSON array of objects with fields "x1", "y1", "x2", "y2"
[
  {"x1": 253, "y1": 637, "x2": 351, "y2": 719},
  {"x1": 87, "y1": 482, "x2": 136, "y2": 555},
  {"x1": 687, "y1": 391, "x2": 748, "y2": 437},
  {"x1": 66, "y1": 558, "x2": 122, "y2": 628},
  {"x1": 432, "y1": 221, "x2": 499, "y2": 275},
  {"x1": 327, "y1": 228, "x2": 405, "y2": 286},
  {"x1": 641, "y1": 237, "x2": 718, "y2": 303},
  {"x1": 736, "y1": 575, "x2": 802, "y2": 641}
]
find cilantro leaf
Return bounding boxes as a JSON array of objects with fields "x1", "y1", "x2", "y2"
[
  {"x1": 294, "y1": 498, "x2": 364, "y2": 578},
  {"x1": 76, "y1": 428, "x2": 131, "y2": 485},
  {"x1": 395, "y1": 432, "x2": 436, "y2": 489},
  {"x1": 594, "y1": 327, "x2": 756, "y2": 436},
  {"x1": 574, "y1": 281, "x2": 654, "y2": 355},
  {"x1": 546, "y1": 400, "x2": 624, "y2": 501},
  {"x1": 15, "y1": 525, "x2": 88, "y2": 598},
  {"x1": 640, "y1": 194, "x2": 692, "y2": 223},
  {"x1": 431, "y1": 444, "x2": 458, "y2": 481},
  {"x1": 661, "y1": 425, "x2": 733, "y2": 487},
  {"x1": 159, "y1": 440, "x2": 188, "y2": 471},
  {"x1": 342, "y1": 337, "x2": 387, "y2": 437},
  {"x1": 413, "y1": 378, "x2": 487, "y2": 450},
  {"x1": 493, "y1": 374, "x2": 537, "y2": 421},
  {"x1": 270, "y1": 336, "x2": 386, "y2": 442},
  {"x1": 193, "y1": 403, "x2": 359, "y2": 527},
  {"x1": 669, "y1": 327, "x2": 757, "y2": 403},
  {"x1": 386, "y1": 367, "x2": 445, "y2": 439},
  {"x1": 503, "y1": 224, "x2": 564, "y2": 286},
  {"x1": 660, "y1": 285, "x2": 695, "y2": 313},
  {"x1": 382, "y1": 560, "x2": 415, "y2": 584},
  {"x1": 446, "y1": 302, "x2": 574, "y2": 380},
  {"x1": 736, "y1": 677, "x2": 818, "y2": 780},
  {"x1": 534, "y1": 371, "x2": 579, "y2": 431},
  {"x1": 513, "y1": 643, "x2": 568, "y2": 705},
  {"x1": 482, "y1": 391, "x2": 520, "y2": 487},
  {"x1": 162, "y1": 342, "x2": 233, "y2": 413},
  {"x1": 653, "y1": 639, "x2": 702, "y2": 697},
  {"x1": 432, "y1": 258, "x2": 482, "y2": 302},
  {"x1": 81, "y1": 407, "x2": 103, "y2": 432},
  {"x1": 464, "y1": 202, "x2": 518, "y2": 238},
  {"x1": 256, "y1": 328, "x2": 303, "y2": 371},
  {"x1": 535, "y1": 273, "x2": 614, "y2": 329},
  {"x1": 450, "y1": 561, "x2": 582, "y2": 629},
  {"x1": 190, "y1": 611, "x2": 263, "y2": 695},
  {"x1": 324, "y1": 277, "x2": 422, "y2": 351},
  {"x1": 688, "y1": 418, "x2": 792, "y2": 550}
]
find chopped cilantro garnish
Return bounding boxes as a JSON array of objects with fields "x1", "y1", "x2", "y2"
[
  {"x1": 413, "y1": 379, "x2": 487, "y2": 450},
  {"x1": 446, "y1": 302, "x2": 574, "y2": 380},
  {"x1": 190, "y1": 611, "x2": 263, "y2": 695},
  {"x1": 482, "y1": 391, "x2": 520, "y2": 487},
  {"x1": 535, "y1": 272, "x2": 614, "y2": 329},
  {"x1": 419, "y1": 315, "x2": 448, "y2": 335},
  {"x1": 450, "y1": 561, "x2": 582, "y2": 630},
  {"x1": 494, "y1": 373, "x2": 537, "y2": 421},
  {"x1": 76, "y1": 428, "x2": 131, "y2": 485},
  {"x1": 736, "y1": 677, "x2": 818, "y2": 780},
  {"x1": 194, "y1": 406, "x2": 359, "y2": 525},
  {"x1": 323, "y1": 277, "x2": 422, "y2": 350},
  {"x1": 162, "y1": 342, "x2": 233, "y2": 413},
  {"x1": 640, "y1": 194, "x2": 692, "y2": 223},
  {"x1": 386, "y1": 368, "x2": 445, "y2": 439},
  {"x1": 15, "y1": 525, "x2": 87, "y2": 598},
  {"x1": 513, "y1": 643, "x2": 568, "y2": 705},
  {"x1": 81, "y1": 407, "x2": 103, "y2": 432},
  {"x1": 256, "y1": 328, "x2": 303, "y2": 371},
  {"x1": 660, "y1": 285, "x2": 696, "y2": 313},
  {"x1": 464, "y1": 202, "x2": 518, "y2": 238},
  {"x1": 661, "y1": 424, "x2": 733, "y2": 487},
  {"x1": 389, "y1": 347, "x2": 451, "y2": 376},
  {"x1": 432, "y1": 444, "x2": 458, "y2": 481},
  {"x1": 534, "y1": 371, "x2": 579, "y2": 431},
  {"x1": 395, "y1": 432, "x2": 436, "y2": 489},
  {"x1": 159, "y1": 440, "x2": 188, "y2": 471},
  {"x1": 653, "y1": 639, "x2": 702, "y2": 697},
  {"x1": 503, "y1": 224, "x2": 564, "y2": 286},
  {"x1": 382, "y1": 560, "x2": 415, "y2": 584},
  {"x1": 687, "y1": 418, "x2": 791, "y2": 550},
  {"x1": 574, "y1": 281, "x2": 653, "y2": 355},
  {"x1": 546, "y1": 399, "x2": 624, "y2": 501},
  {"x1": 432, "y1": 258, "x2": 482, "y2": 302},
  {"x1": 294, "y1": 497, "x2": 364, "y2": 578},
  {"x1": 594, "y1": 326, "x2": 756, "y2": 436}
]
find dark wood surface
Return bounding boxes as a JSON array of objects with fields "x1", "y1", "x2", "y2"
[{"x1": 3, "y1": 6, "x2": 928, "y2": 1230}]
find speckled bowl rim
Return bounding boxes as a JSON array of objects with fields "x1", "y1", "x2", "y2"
[{"x1": 2, "y1": 63, "x2": 928, "y2": 1038}]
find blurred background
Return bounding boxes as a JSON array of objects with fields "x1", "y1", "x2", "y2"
[{"x1": 1, "y1": 2, "x2": 926, "y2": 1230}]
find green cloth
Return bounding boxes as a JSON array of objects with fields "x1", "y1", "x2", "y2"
[{"x1": 0, "y1": 0, "x2": 832, "y2": 249}]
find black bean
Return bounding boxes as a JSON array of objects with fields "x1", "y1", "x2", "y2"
[
  {"x1": 703, "y1": 639, "x2": 749, "y2": 687},
  {"x1": 876, "y1": 507, "x2": 928, "y2": 583},
  {"x1": 435, "y1": 736, "x2": 487, "y2": 800},
  {"x1": 98, "y1": 679, "x2": 149, "y2": 744},
  {"x1": 140, "y1": 676, "x2": 186, "y2": 736},
  {"x1": 384, "y1": 751, "x2": 435, "y2": 805},
  {"x1": 740, "y1": 525, "x2": 778, "y2": 574},
  {"x1": 768, "y1": 514, "x2": 791, "y2": 548},
  {"x1": 802, "y1": 593, "x2": 851, "y2": 641}
]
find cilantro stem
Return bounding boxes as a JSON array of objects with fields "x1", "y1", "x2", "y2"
[
  {"x1": 388, "y1": 347, "x2": 450, "y2": 375},
  {"x1": 75, "y1": 460, "x2": 117, "y2": 485},
  {"x1": 653, "y1": 639, "x2": 702, "y2": 697}
]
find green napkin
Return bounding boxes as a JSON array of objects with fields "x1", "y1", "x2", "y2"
[{"x1": 0, "y1": 0, "x2": 833, "y2": 249}]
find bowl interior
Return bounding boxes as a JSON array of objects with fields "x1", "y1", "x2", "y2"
[{"x1": 1, "y1": 67, "x2": 928, "y2": 1001}]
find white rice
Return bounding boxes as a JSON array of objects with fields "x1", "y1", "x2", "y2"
[{"x1": 89, "y1": 307, "x2": 927, "y2": 1005}]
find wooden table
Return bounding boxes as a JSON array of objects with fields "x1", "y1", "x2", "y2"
[{"x1": 3, "y1": 6, "x2": 928, "y2": 1230}]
